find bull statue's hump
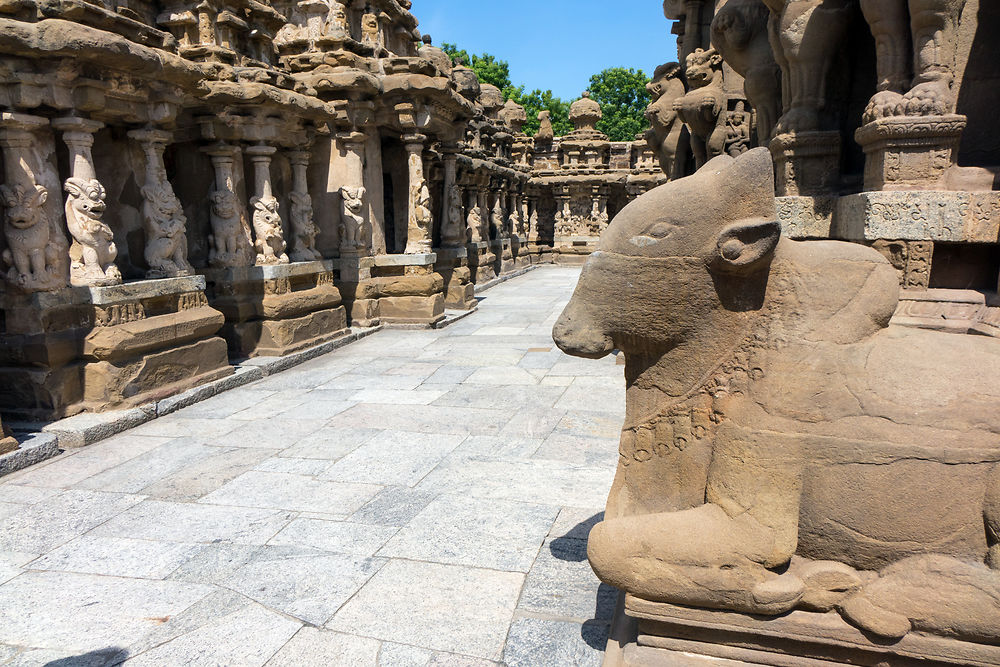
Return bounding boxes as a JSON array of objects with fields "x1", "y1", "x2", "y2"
[{"x1": 553, "y1": 149, "x2": 1000, "y2": 647}]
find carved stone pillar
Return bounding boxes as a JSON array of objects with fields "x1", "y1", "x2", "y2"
[
  {"x1": 0, "y1": 113, "x2": 68, "y2": 292},
  {"x1": 440, "y1": 150, "x2": 464, "y2": 247},
  {"x1": 403, "y1": 134, "x2": 431, "y2": 254},
  {"x1": 52, "y1": 117, "x2": 121, "y2": 287},
  {"x1": 336, "y1": 130, "x2": 368, "y2": 256},
  {"x1": 202, "y1": 143, "x2": 254, "y2": 268},
  {"x1": 466, "y1": 188, "x2": 482, "y2": 244},
  {"x1": 286, "y1": 150, "x2": 321, "y2": 262},
  {"x1": 527, "y1": 196, "x2": 539, "y2": 243},
  {"x1": 477, "y1": 186, "x2": 490, "y2": 242},
  {"x1": 128, "y1": 129, "x2": 195, "y2": 279},
  {"x1": 245, "y1": 144, "x2": 288, "y2": 266},
  {"x1": 508, "y1": 192, "x2": 522, "y2": 238}
]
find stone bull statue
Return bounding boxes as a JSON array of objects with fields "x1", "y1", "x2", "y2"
[{"x1": 552, "y1": 147, "x2": 1000, "y2": 644}]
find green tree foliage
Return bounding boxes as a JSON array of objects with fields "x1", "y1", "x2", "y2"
[
  {"x1": 588, "y1": 67, "x2": 652, "y2": 142},
  {"x1": 439, "y1": 44, "x2": 643, "y2": 139}
]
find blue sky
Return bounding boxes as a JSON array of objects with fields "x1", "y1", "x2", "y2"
[{"x1": 412, "y1": 1, "x2": 679, "y2": 100}]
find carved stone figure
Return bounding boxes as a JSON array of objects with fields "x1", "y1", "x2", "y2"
[
  {"x1": 0, "y1": 184, "x2": 62, "y2": 291},
  {"x1": 499, "y1": 99, "x2": 527, "y2": 134},
  {"x1": 289, "y1": 191, "x2": 321, "y2": 262},
  {"x1": 447, "y1": 184, "x2": 464, "y2": 237},
  {"x1": 536, "y1": 110, "x2": 554, "y2": 143},
  {"x1": 339, "y1": 185, "x2": 366, "y2": 252},
  {"x1": 251, "y1": 195, "x2": 289, "y2": 265},
  {"x1": 553, "y1": 148, "x2": 1000, "y2": 646},
  {"x1": 674, "y1": 48, "x2": 728, "y2": 168},
  {"x1": 466, "y1": 193, "x2": 482, "y2": 243},
  {"x1": 645, "y1": 62, "x2": 686, "y2": 179},
  {"x1": 141, "y1": 182, "x2": 194, "y2": 279},
  {"x1": 860, "y1": 0, "x2": 968, "y2": 122},
  {"x1": 711, "y1": 0, "x2": 782, "y2": 144},
  {"x1": 361, "y1": 13, "x2": 379, "y2": 48},
  {"x1": 418, "y1": 34, "x2": 452, "y2": 76},
  {"x1": 764, "y1": 0, "x2": 855, "y2": 134},
  {"x1": 209, "y1": 189, "x2": 254, "y2": 268},
  {"x1": 64, "y1": 177, "x2": 121, "y2": 286}
]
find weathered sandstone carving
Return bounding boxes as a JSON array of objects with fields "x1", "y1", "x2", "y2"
[
  {"x1": 674, "y1": 48, "x2": 727, "y2": 168},
  {"x1": 132, "y1": 130, "x2": 194, "y2": 279},
  {"x1": 247, "y1": 145, "x2": 289, "y2": 266},
  {"x1": 711, "y1": 0, "x2": 781, "y2": 143},
  {"x1": 861, "y1": 0, "x2": 968, "y2": 122},
  {"x1": 63, "y1": 177, "x2": 120, "y2": 287},
  {"x1": 288, "y1": 151, "x2": 321, "y2": 262},
  {"x1": 645, "y1": 63, "x2": 686, "y2": 179},
  {"x1": 553, "y1": 147, "x2": 1000, "y2": 645},
  {"x1": 339, "y1": 185, "x2": 366, "y2": 253},
  {"x1": 0, "y1": 184, "x2": 61, "y2": 291},
  {"x1": 765, "y1": 0, "x2": 854, "y2": 135},
  {"x1": 205, "y1": 146, "x2": 254, "y2": 269}
]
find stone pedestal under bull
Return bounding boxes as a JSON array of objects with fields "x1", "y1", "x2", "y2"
[{"x1": 553, "y1": 148, "x2": 1000, "y2": 665}]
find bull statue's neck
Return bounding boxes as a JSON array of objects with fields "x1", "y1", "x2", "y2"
[{"x1": 623, "y1": 306, "x2": 763, "y2": 429}]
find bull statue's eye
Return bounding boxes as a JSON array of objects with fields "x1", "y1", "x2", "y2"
[{"x1": 648, "y1": 223, "x2": 676, "y2": 239}]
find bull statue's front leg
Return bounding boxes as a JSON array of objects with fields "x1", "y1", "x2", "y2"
[{"x1": 587, "y1": 427, "x2": 806, "y2": 615}]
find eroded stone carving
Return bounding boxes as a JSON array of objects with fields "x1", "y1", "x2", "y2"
[
  {"x1": 339, "y1": 185, "x2": 366, "y2": 253},
  {"x1": 288, "y1": 151, "x2": 321, "y2": 262},
  {"x1": 64, "y1": 177, "x2": 120, "y2": 287},
  {"x1": 674, "y1": 48, "x2": 727, "y2": 168},
  {"x1": 247, "y1": 145, "x2": 289, "y2": 265},
  {"x1": 553, "y1": 147, "x2": 1000, "y2": 646},
  {"x1": 765, "y1": 0, "x2": 855, "y2": 135},
  {"x1": 861, "y1": 0, "x2": 967, "y2": 122},
  {"x1": 1, "y1": 184, "x2": 61, "y2": 291},
  {"x1": 131, "y1": 130, "x2": 194, "y2": 279},
  {"x1": 205, "y1": 145, "x2": 254, "y2": 268},
  {"x1": 645, "y1": 63, "x2": 686, "y2": 178},
  {"x1": 711, "y1": 0, "x2": 781, "y2": 144}
]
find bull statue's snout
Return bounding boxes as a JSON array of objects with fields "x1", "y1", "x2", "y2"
[{"x1": 552, "y1": 300, "x2": 614, "y2": 360}]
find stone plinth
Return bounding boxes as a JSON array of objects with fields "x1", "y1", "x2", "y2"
[
  {"x1": 553, "y1": 236, "x2": 599, "y2": 265},
  {"x1": 769, "y1": 132, "x2": 841, "y2": 197},
  {"x1": 834, "y1": 191, "x2": 1000, "y2": 243},
  {"x1": 334, "y1": 255, "x2": 379, "y2": 328},
  {"x1": 202, "y1": 261, "x2": 348, "y2": 359},
  {"x1": 466, "y1": 241, "x2": 497, "y2": 285},
  {"x1": 856, "y1": 115, "x2": 967, "y2": 192},
  {"x1": 371, "y1": 254, "x2": 445, "y2": 325},
  {"x1": 609, "y1": 596, "x2": 1000, "y2": 667},
  {"x1": 775, "y1": 196, "x2": 837, "y2": 239},
  {"x1": 0, "y1": 276, "x2": 231, "y2": 420},
  {"x1": 0, "y1": 416, "x2": 17, "y2": 456},
  {"x1": 434, "y1": 246, "x2": 476, "y2": 311}
]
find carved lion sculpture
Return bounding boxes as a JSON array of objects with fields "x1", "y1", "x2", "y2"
[
  {"x1": 64, "y1": 177, "x2": 121, "y2": 286},
  {"x1": 289, "y1": 191, "x2": 322, "y2": 262},
  {"x1": 711, "y1": 0, "x2": 782, "y2": 144},
  {"x1": 673, "y1": 49, "x2": 728, "y2": 169},
  {"x1": 645, "y1": 63, "x2": 686, "y2": 179},
  {"x1": 553, "y1": 147, "x2": 1000, "y2": 644},
  {"x1": 251, "y1": 196, "x2": 289, "y2": 265},
  {"x1": 209, "y1": 189, "x2": 254, "y2": 268},
  {"x1": 0, "y1": 183, "x2": 62, "y2": 291},
  {"x1": 141, "y1": 183, "x2": 193, "y2": 279}
]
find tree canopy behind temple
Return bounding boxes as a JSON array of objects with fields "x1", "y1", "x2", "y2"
[
  {"x1": 440, "y1": 43, "x2": 647, "y2": 140},
  {"x1": 589, "y1": 67, "x2": 652, "y2": 142}
]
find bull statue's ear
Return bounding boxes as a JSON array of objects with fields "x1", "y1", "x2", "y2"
[{"x1": 713, "y1": 219, "x2": 781, "y2": 274}]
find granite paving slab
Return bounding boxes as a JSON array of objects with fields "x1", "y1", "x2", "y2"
[{"x1": 0, "y1": 267, "x2": 621, "y2": 665}]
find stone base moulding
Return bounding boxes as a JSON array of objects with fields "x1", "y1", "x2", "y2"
[
  {"x1": 371, "y1": 253, "x2": 445, "y2": 326},
  {"x1": 604, "y1": 595, "x2": 1000, "y2": 667},
  {"x1": 202, "y1": 260, "x2": 349, "y2": 359},
  {"x1": 855, "y1": 115, "x2": 967, "y2": 192},
  {"x1": 0, "y1": 276, "x2": 232, "y2": 421},
  {"x1": 434, "y1": 246, "x2": 477, "y2": 311},
  {"x1": 769, "y1": 132, "x2": 842, "y2": 197},
  {"x1": 466, "y1": 241, "x2": 498, "y2": 284}
]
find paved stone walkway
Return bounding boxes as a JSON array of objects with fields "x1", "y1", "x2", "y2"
[{"x1": 0, "y1": 266, "x2": 624, "y2": 667}]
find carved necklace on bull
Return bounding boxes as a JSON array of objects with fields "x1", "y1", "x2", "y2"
[{"x1": 619, "y1": 314, "x2": 769, "y2": 465}]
